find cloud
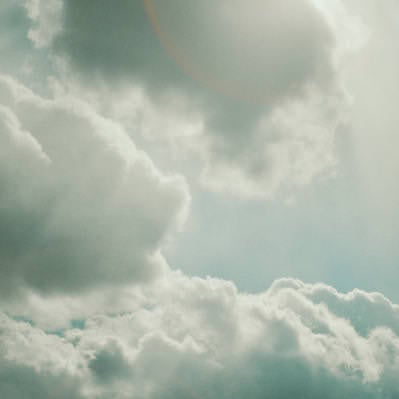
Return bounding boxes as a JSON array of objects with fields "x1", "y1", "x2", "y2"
[
  {"x1": 2, "y1": 3, "x2": 398, "y2": 398},
  {"x1": 0, "y1": 312, "x2": 85, "y2": 399},
  {"x1": 201, "y1": 91, "x2": 342, "y2": 198},
  {"x1": 0, "y1": 75, "x2": 189, "y2": 297},
  {"x1": 1, "y1": 276, "x2": 399, "y2": 398},
  {"x1": 25, "y1": 0, "x2": 62, "y2": 48},
  {"x1": 25, "y1": 0, "x2": 360, "y2": 198},
  {"x1": 270, "y1": 278, "x2": 399, "y2": 337}
]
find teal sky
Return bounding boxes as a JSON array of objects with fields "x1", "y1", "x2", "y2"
[{"x1": 167, "y1": 138, "x2": 399, "y2": 299}]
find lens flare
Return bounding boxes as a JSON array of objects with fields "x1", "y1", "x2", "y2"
[{"x1": 144, "y1": 0, "x2": 282, "y2": 104}]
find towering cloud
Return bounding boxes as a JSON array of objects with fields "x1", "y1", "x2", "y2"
[
  {"x1": 1, "y1": 276, "x2": 399, "y2": 398},
  {"x1": 0, "y1": 75, "x2": 189, "y2": 296}
]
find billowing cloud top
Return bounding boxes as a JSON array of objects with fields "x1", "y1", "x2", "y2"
[
  {"x1": 1, "y1": 276, "x2": 399, "y2": 398},
  {"x1": 0, "y1": 75, "x2": 189, "y2": 296}
]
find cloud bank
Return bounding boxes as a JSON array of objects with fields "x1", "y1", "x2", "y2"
[{"x1": 1, "y1": 275, "x2": 399, "y2": 399}]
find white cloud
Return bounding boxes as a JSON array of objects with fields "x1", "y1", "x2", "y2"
[
  {"x1": 0, "y1": 75, "x2": 189, "y2": 296},
  {"x1": 1, "y1": 276, "x2": 399, "y2": 398}
]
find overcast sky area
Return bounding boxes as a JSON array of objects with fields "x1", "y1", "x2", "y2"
[{"x1": 1, "y1": 1, "x2": 399, "y2": 398}]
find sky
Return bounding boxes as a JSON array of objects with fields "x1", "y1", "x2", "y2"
[{"x1": 0, "y1": 1, "x2": 399, "y2": 398}]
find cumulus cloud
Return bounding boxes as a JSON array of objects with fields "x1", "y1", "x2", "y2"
[
  {"x1": 2, "y1": 2, "x2": 398, "y2": 398},
  {"x1": 0, "y1": 75, "x2": 189, "y2": 297},
  {"x1": 25, "y1": 0, "x2": 361, "y2": 198},
  {"x1": 0, "y1": 312, "x2": 85, "y2": 398},
  {"x1": 1, "y1": 276, "x2": 399, "y2": 398}
]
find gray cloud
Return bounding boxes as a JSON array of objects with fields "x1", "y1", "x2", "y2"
[
  {"x1": 88, "y1": 339, "x2": 131, "y2": 384},
  {"x1": 0, "y1": 75, "x2": 189, "y2": 296},
  {"x1": 43, "y1": 0, "x2": 334, "y2": 98},
  {"x1": 1, "y1": 276, "x2": 399, "y2": 398},
  {"x1": 0, "y1": 363, "x2": 84, "y2": 399},
  {"x1": 26, "y1": 0, "x2": 353, "y2": 198}
]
